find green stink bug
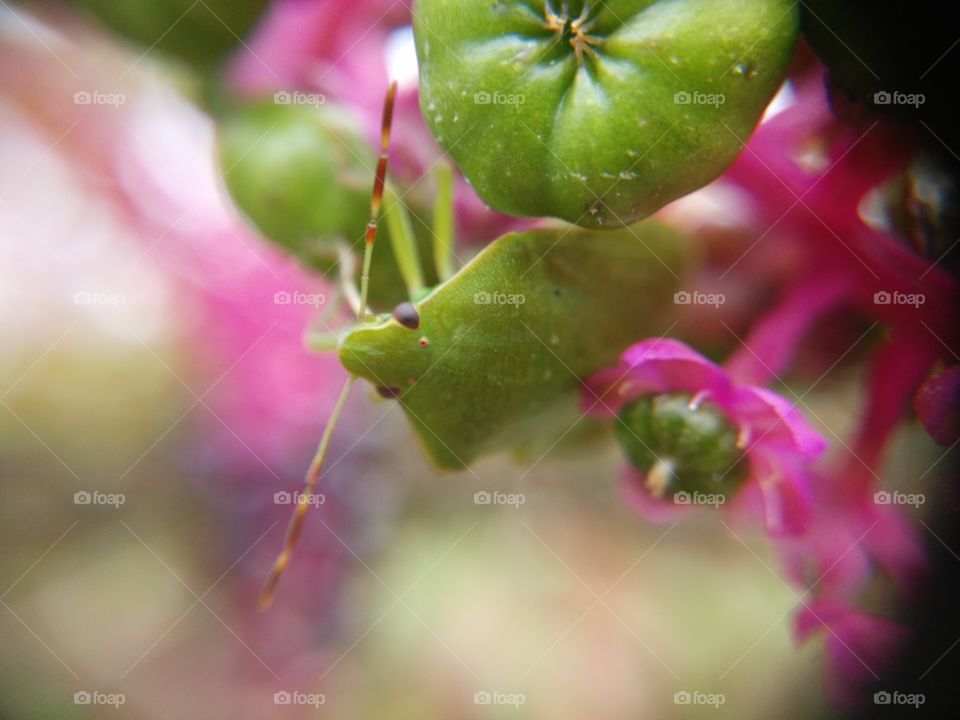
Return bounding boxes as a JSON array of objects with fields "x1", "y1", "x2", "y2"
[{"x1": 259, "y1": 82, "x2": 686, "y2": 608}]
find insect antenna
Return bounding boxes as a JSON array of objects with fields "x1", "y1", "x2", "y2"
[
  {"x1": 259, "y1": 81, "x2": 399, "y2": 610},
  {"x1": 358, "y1": 80, "x2": 399, "y2": 319}
]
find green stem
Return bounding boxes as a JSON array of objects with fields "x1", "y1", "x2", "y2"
[
  {"x1": 432, "y1": 161, "x2": 455, "y2": 282},
  {"x1": 383, "y1": 187, "x2": 425, "y2": 299}
]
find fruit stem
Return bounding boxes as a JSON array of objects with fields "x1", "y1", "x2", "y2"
[{"x1": 432, "y1": 161, "x2": 456, "y2": 282}]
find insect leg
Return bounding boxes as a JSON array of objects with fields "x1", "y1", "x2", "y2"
[{"x1": 334, "y1": 238, "x2": 361, "y2": 316}]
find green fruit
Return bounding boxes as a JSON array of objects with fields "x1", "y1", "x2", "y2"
[
  {"x1": 615, "y1": 393, "x2": 748, "y2": 499},
  {"x1": 70, "y1": 0, "x2": 268, "y2": 72},
  {"x1": 218, "y1": 100, "x2": 437, "y2": 310},
  {"x1": 219, "y1": 100, "x2": 372, "y2": 258},
  {"x1": 414, "y1": 0, "x2": 798, "y2": 228}
]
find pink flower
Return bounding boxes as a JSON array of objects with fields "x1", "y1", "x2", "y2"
[
  {"x1": 649, "y1": 63, "x2": 953, "y2": 704},
  {"x1": 794, "y1": 600, "x2": 908, "y2": 708},
  {"x1": 914, "y1": 365, "x2": 960, "y2": 446},
  {"x1": 586, "y1": 338, "x2": 827, "y2": 536}
]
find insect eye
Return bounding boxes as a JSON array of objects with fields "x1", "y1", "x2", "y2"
[
  {"x1": 376, "y1": 386, "x2": 402, "y2": 399},
  {"x1": 392, "y1": 301, "x2": 421, "y2": 330}
]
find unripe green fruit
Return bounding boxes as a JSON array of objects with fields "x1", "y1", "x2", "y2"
[
  {"x1": 218, "y1": 100, "x2": 437, "y2": 310},
  {"x1": 414, "y1": 0, "x2": 798, "y2": 228},
  {"x1": 219, "y1": 100, "x2": 372, "y2": 261},
  {"x1": 615, "y1": 393, "x2": 748, "y2": 499},
  {"x1": 71, "y1": 0, "x2": 268, "y2": 72}
]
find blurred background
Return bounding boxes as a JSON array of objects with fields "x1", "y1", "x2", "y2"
[{"x1": 1, "y1": 1, "x2": 956, "y2": 719}]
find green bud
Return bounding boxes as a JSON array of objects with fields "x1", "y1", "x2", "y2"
[
  {"x1": 615, "y1": 393, "x2": 749, "y2": 500},
  {"x1": 71, "y1": 0, "x2": 269, "y2": 72},
  {"x1": 218, "y1": 100, "x2": 372, "y2": 264}
]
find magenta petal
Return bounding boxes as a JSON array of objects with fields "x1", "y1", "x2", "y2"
[
  {"x1": 863, "y1": 506, "x2": 929, "y2": 600},
  {"x1": 586, "y1": 339, "x2": 733, "y2": 415},
  {"x1": 794, "y1": 600, "x2": 907, "y2": 708},
  {"x1": 732, "y1": 386, "x2": 827, "y2": 460},
  {"x1": 724, "y1": 271, "x2": 849, "y2": 387},
  {"x1": 727, "y1": 449, "x2": 811, "y2": 536},
  {"x1": 583, "y1": 363, "x2": 661, "y2": 416},
  {"x1": 619, "y1": 467, "x2": 697, "y2": 524},
  {"x1": 620, "y1": 339, "x2": 732, "y2": 394},
  {"x1": 914, "y1": 365, "x2": 960, "y2": 446},
  {"x1": 810, "y1": 525, "x2": 874, "y2": 599}
]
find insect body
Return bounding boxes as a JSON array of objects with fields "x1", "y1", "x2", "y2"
[
  {"x1": 259, "y1": 83, "x2": 686, "y2": 607},
  {"x1": 339, "y1": 225, "x2": 685, "y2": 469}
]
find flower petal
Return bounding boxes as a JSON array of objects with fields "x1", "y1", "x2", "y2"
[
  {"x1": 619, "y1": 467, "x2": 698, "y2": 524},
  {"x1": 794, "y1": 600, "x2": 907, "y2": 708},
  {"x1": 731, "y1": 386, "x2": 827, "y2": 460},
  {"x1": 914, "y1": 365, "x2": 960, "y2": 446},
  {"x1": 586, "y1": 339, "x2": 732, "y2": 416},
  {"x1": 728, "y1": 450, "x2": 812, "y2": 536}
]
